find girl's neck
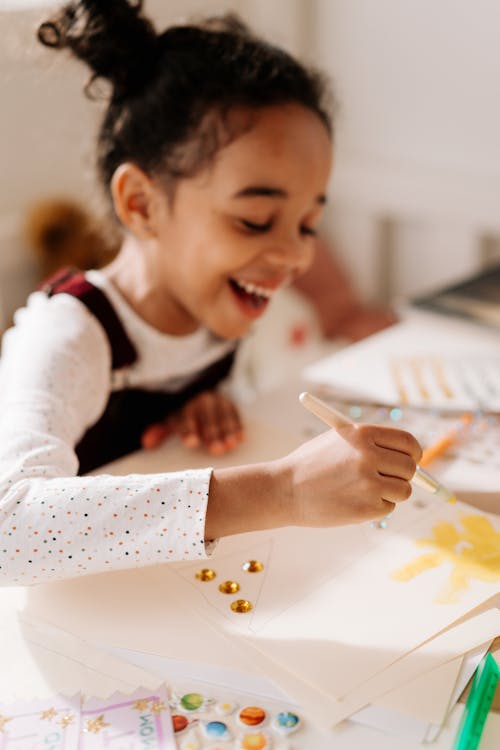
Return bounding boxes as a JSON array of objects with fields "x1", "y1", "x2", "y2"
[{"x1": 101, "y1": 236, "x2": 200, "y2": 336}]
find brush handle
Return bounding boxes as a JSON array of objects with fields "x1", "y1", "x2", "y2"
[{"x1": 299, "y1": 391, "x2": 352, "y2": 429}]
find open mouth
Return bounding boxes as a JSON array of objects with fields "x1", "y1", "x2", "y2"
[{"x1": 228, "y1": 278, "x2": 274, "y2": 316}]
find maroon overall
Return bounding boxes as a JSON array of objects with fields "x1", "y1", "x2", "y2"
[{"x1": 42, "y1": 268, "x2": 236, "y2": 474}]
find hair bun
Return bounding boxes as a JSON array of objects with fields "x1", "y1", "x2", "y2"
[{"x1": 38, "y1": 0, "x2": 158, "y2": 99}]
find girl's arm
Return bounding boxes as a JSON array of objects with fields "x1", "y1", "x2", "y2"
[
  {"x1": 0, "y1": 292, "x2": 421, "y2": 586},
  {"x1": 0, "y1": 293, "x2": 215, "y2": 585},
  {"x1": 206, "y1": 423, "x2": 421, "y2": 538}
]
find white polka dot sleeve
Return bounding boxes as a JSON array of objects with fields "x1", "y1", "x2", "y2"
[{"x1": 0, "y1": 292, "x2": 214, "y2": 585}]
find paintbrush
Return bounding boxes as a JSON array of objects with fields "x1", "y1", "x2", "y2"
[{"x1": 299, "y1": 391, "x2": 457, "y2": 503}]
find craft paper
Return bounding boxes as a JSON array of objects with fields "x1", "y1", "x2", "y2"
[
  {"x1": 374, "y1": 654, "x2": 463, "y2": 724},
  {"x1": 328, "y1": 611, "x2": 500, "y2": 725},
  {"x1": 0, "y1": 608, "x2": 162, "y2": 701},
  {"x1": 144, "y1": 493, "x2": 500, "y2": 709},
  {"x1": 423, "y1": 643, "x2": 491, "y2": 744},
  {"x1": 304, "y1": 314, "x2": 500, "y2": 412}
]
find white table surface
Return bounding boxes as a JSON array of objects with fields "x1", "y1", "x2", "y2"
[{"x1": 2, "y1": 311, "x2": 500, "y2": 748}]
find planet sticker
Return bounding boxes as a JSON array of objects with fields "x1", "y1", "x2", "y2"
[
  {"x1": 238, "y1": 706, "x2": 266, "y2": 726},
  {"x1": 215, "y1": 700, "x2": 238, "y2": 716},
  {"x1": 237, "y1": 731, "x2": 271, "y2": 750},
  {"x1": 180, "y1": 735, "x2": 201, "y2": 750},
  {"x1": 179, "y1": 693, "x2": 204, "y2": 712},
  {"x1": 201, "y1": 721, "x2": 232, "y2": 741},
  {"x1": 172, "y1": 714, "x2": 189, "y2": 734},
  {"x1": 273, "y1": 711, "x2": 300, "y2": 734}
]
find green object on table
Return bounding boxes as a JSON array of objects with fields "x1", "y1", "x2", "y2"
[{"x1": 452, "y1": 653, "x2": 500, "y2": 750}]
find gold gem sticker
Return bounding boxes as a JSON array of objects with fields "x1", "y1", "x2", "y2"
[
  {"x1": 242, "y1": 560, "x2": 264, "y2": 573},
  {"x1": 195, "y1": 568, "x2": 216, "y2": 582},
  {"x1": 231, "y1": 599, "x2": 253, "y2": 614},
  {"x1": 219, "y1": 580, "x2": 240, "y2": 594}
]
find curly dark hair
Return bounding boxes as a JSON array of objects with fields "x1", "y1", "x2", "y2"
[{"x1": 38, "y1": 1, "x2": 334, "y2": 197}]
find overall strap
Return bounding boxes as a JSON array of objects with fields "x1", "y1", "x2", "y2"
[
  {"x1": 40, "y1": 267, "x2": 238, "y2": 473},
  {"x1": 41, "y1": 267, "x2": 137, "y2": 369}
]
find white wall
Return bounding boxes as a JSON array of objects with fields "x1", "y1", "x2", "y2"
[
  {"x1": 2, "y1": 1, "x2": 500, "y2": 320},
  {"x1": 311, "y1": 0, "x2": 500, "y2": 301},
  {"x1": 0, "y1": 0, "x2": 305, "y2": 322}
]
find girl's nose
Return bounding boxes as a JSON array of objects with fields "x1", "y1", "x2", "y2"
[{"x1": 264, "y1": 236, "x2": 313, "y2": 275}]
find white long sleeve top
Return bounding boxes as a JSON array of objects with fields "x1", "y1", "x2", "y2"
[{"x1": 0, "y1": 271, "x2": 234, "y2": 585}]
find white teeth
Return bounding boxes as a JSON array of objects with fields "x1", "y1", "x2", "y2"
[{"x1": 235, "y1": 279, "x2": 275, "y2": 299}]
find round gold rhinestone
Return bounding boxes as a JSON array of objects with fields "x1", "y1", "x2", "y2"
[
  {"x1": 230, "y1": 599, "x2": 253, "y2": 614},
  {"x1": 195, "y1": 568, "x2": 216, "y2": 582},
  {"x1": 242, "y1": 560, "x2": 264, "y2": 573},
  {"x1": 218, "y1": 580, "x2": 240, "y2": 594}
]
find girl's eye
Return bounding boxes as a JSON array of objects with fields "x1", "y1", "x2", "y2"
[
  {"x1": 239, "y1": 219, "x2": 317, "y2": 237},
  {"x1": 240, "y1": 219, "x2": 272, "y2": 233}
]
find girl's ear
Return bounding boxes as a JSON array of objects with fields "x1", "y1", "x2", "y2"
[{"x1": 110, "y1": 163, "x2": 159, "y2": 238}]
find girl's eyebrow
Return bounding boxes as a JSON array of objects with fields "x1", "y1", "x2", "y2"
[{"x1": 233, "y1": 185, "x2": 327, "y2": 204}]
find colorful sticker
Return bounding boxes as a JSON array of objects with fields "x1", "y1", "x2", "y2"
[
  {"x1": 238, "y1": 706, "x2": 266, "y2": 727},
  {"x1": 172, "y1": 714, "x2": 190, "y2": 734},
  {"x1": 218, "y1": 580, "x2": 240, "y2": 594},
  {"x1": 237, "y1": 731, "x2": 271, "y2": 749},
  {"x1": 195, "y1": 568, "x2": 216, "y2": 582},
  {"x1": 215, "y1": 700, "x2": 238, "y2": 716},
  {"x1": 242, "y1": 560, "x2": 264, "y2": 573},
  {"x1": 272, "y1": 711, "x2": 300, "y2": 735},
  {"x1": 179, "y1": 733, "x2": 201, "y2": 750},
  {"x1": 200, "y1": 720, "x2": 232, "y2": 741},
  {"x1": 230, "y1": 599, "x2": 253, "y2": 614}
]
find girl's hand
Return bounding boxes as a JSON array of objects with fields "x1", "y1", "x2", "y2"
[
  {"x1": 141, "y1": 390, "x2": 244, "y2": 456},
  {"x1": 279, "y1": 422, "x2": 422, "y2": 527}
]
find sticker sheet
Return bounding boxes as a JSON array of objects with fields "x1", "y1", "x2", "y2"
[
  {"x1": 81, "y1": 687, "x2": 175, "y2": 749},
  {"x1": 0, "y1": 696, "x2": 80, "y2": 749},
  {"x1": 0, "y1": 689, "x2": 175, "y2": 750}
]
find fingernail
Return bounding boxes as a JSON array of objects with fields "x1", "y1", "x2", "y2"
[
  {"x1": 208, "y1": 440, "x2": 225, "y2": 455},
  {"x1": 182, "y1": 434, "x2": 200, "y2": 448},
  {"x1": 141, "y1": 425, "x2": 165, "y2": 449}
]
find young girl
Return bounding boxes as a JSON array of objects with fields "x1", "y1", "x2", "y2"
[{"x1": 0, "y1": 1, "x2": 421, "y2": 585}]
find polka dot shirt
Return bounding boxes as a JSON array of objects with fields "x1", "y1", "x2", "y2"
[{"x1": 0, "y1": 274, "x2": 232, "y2": 585}]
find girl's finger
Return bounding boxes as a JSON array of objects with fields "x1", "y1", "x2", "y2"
[
  {"x1": 215, "y1": 395, "x2": 244, "y2": 449},
  {"x1": 141, "y1": 421, "x2": 171, "y2": 450},
  {"x1": 193, "y1": 393, "x2": 227, "y2": 454},
  {"x1": 373, "y1": 445, "x2": 417, "y2": 481},
  {"x1": 173, "y1": 408, "x2": 201, "y2": 448},
  {"x1": 370, "y1": 426, "x2": 422, "y2": 462},
  {"x1": 378, "y1": 474, "x2": 413, "y2": 504}
]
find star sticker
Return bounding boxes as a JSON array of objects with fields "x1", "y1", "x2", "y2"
[
  {"x1": 132, "y1": 699, "x2": 150, "y2": 711},
  {"x1": 40, "y1": 708, "x2": 58, "y2": 721},
  {"x1": 150, "y1": 700, "x2": 166, "y2": 715},
  {"x1": 84, "y1": 715, "x2": 109, "y2": 734},
  {"x1": 0, "y1": 714, "x2": 13, "y2": 733},
  {"x1": 58, "y1": 714, "x2": 75, "y2": 728}
]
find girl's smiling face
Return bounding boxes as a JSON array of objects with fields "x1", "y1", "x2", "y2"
[{"x1": 148, "y1": 102, "x2": 333, "y2": 339}]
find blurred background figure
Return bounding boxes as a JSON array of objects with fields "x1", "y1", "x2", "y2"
[{"x1": 24, "y1": 198, "x2": 116, "y2": 278}]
